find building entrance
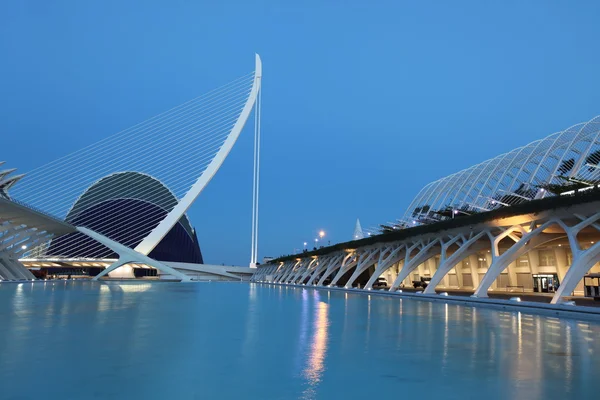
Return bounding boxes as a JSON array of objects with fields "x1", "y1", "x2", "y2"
[{"x1": 532, "y1": 274, "x2": 559, "y2": 293}]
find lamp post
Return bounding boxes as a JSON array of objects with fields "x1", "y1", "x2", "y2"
[
  {"x1": 314, "y1": 238, "x2": 318, "y2": 249},
  {"x1": 303, "y1": 242, "x2": 307, "y2": 251},
  {"x1": 318, "y1": 230, "x2": 325, "y2": 248}
]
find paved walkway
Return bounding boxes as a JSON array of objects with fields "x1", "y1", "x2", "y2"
[{"x1": 380, "y1": 287, "x2": 600, "y2": 307}]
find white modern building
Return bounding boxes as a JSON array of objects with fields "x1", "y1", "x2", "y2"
[
  {"x1": 2, "y1": 55, "x2": 263, "y2": 282},
  {"x1": 255, "y1": 116, "x2": 600, "y2": 304}
]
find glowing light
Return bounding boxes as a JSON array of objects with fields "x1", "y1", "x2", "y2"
[
  {"x1": 21, "y1": 245, "x2": 27, "y2": 250},
  {"x1": 319, "y1": 230, "x2": 325, "y2": 239},
  {"x1": 303, "y1": 301, "x2": 329, "y2": 391}
]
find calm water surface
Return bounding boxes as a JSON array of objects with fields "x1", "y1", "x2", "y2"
[{"x1": 0, "y1": 281, "x2": 598, "y2": 399}]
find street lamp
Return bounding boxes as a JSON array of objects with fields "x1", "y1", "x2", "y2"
[
  {"x1": 319, "y1": 230, "x2": 325, "y2": 239},
  {"x1": 303, "y1": 242, "x2": 307, "y2": 250},
  {"x1": 314, "y1": 238, "x2": 318, "y2": 248}
]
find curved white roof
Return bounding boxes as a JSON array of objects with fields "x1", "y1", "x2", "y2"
[{"x1": 398, "y1": 115, "x2": 600, "y2": 227}]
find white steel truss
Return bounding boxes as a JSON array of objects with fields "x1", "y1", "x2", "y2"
[{"x1": 401, "y1": 116, "x2": 600, "y2": 230}]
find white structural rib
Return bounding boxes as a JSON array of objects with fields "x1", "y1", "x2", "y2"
[
  {"x1": 249, "y1": 82, "x2": 262, "y2": 267},
  {"x1": 134, "y1": 54, "x2": 263, "y2": 256}
]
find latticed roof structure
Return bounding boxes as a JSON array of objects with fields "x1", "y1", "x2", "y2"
[{"x1": 398, "y1": 115, "x2": 600, "y2": 228}]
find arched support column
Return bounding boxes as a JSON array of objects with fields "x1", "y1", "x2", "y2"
[
  {"x1": 79, "y1": 227, "x2": 191, "y2": 282},
  {"x1": 473, "y1": 221, "x2": 562, "y2": 297},
  {"x1": 286, "y1": 260, "x2": 305, "y2": 283},
  {"x1": 331, "y1": 249, "x2": 378, "y2": 286},
  {"x1": 552, "y1": 212, "x2": 600, "y2": 303},
  {"x1": 276, "y1": 260, "x2": 300, "y2": 283},
  {"x1": 0, "y1": 254, "x2": 35, "y2": 280},
  {"x1": 274, "y1": 261, "x2": 293, "y2": 282},
  {"x1": 363, "y1": 245, "x2": 406, "y2": 290},
  {"x1": 308, "y1": 254, "x2": 343, "y2": 285},
  {"x1": 291, "y1": 258, "x2": 317, "y2": 284},
  {"x1": 93, "y1": 259, "x2": 131, "y2": 280},
  {"x1": 0, "y1": 258, "x2": 16, "y2": 280},
  {"x1": 423, "y1": 231, "x2": 488, "y2": 294},
  {"x1": 346, "y1": 245, "x2": 402, "y2": 289},
  {"x1": 390, "y1": 239, "x2": 440, "y2": 291},
  {"x1": 318, "y1": 253, "x2": 355, "y2": 286},
  {"x1": 551, "y1": 244, "x2": 600, "y2": 303},
  {"x1": 298, "y1": 257, "x2": 325, "y2": 284}
]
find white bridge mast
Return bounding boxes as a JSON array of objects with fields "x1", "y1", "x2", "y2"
[{"x1": 250, "y1": 61, "x2": 262, "y2": 268}]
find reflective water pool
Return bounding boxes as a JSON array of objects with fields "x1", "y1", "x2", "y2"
[{"x1": 0, "y1": 281, "x2": 598, "y2": 399}]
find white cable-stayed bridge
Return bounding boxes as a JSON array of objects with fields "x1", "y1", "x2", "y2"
[{"x1": 1, "y1": 54, "x2": 262, "y2": 282}]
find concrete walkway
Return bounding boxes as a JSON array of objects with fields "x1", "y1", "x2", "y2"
[
  {"x1": 387, "y1": 286, "x2": 600, "y2": 307},
  {"x1": 259, "y1": 281, "x2": 600, "y2": 321}
]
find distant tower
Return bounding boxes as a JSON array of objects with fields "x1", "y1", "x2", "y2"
[{"x1": 353, "y1": 219, "x2": 364, "y2": 240}]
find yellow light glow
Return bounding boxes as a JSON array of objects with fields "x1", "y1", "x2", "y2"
[{"x1": 303, "y1": 302, "x2": 329, "y2": 387}]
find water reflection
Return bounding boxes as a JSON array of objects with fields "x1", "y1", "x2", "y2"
[
  {"x1": 1, "y1": 282, "x2": 600, "y2": 399},
  {"x1": 302, "y1": 291, "x2": 329, "y2": 399}
]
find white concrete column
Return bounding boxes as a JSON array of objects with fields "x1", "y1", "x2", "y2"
[
  {"x1": 468, "y1": 254, "x2": 480, "y2": 288},
  {"x1": 506, "y1": 260, "x2": 518, "y2": 287},
  {"x1": 318, "y1": 254, "x2": 351, "y2": 286},
  {"x1": 363, "y1": 246, "x2": 405, "y2": 289},
  {"x1": 554, "y1": 247, "x2": 569, "y2": 283},
  {"x1": 473, "y1": 222, "x2": 559, "y2": 297}
]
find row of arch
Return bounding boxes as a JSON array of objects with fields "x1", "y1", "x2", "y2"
[
  {"x1": 401, "y1": 116, "x2": 600, "y2": 227},
  {"x1": 254, "y1": 205, "x2": 600, "y2": 305}
]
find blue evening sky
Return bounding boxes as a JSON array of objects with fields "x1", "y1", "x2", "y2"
[{"x1": 1, "y1": 1, "x2": 600, "y2": 265}]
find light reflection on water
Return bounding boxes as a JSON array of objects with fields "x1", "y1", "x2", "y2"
[
  {"x1": 301, "y1": 291, "x2": 329, "y2": 399},
  {"x1": 0, "y1": 281, "x2": 598, "y2": 399}
]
